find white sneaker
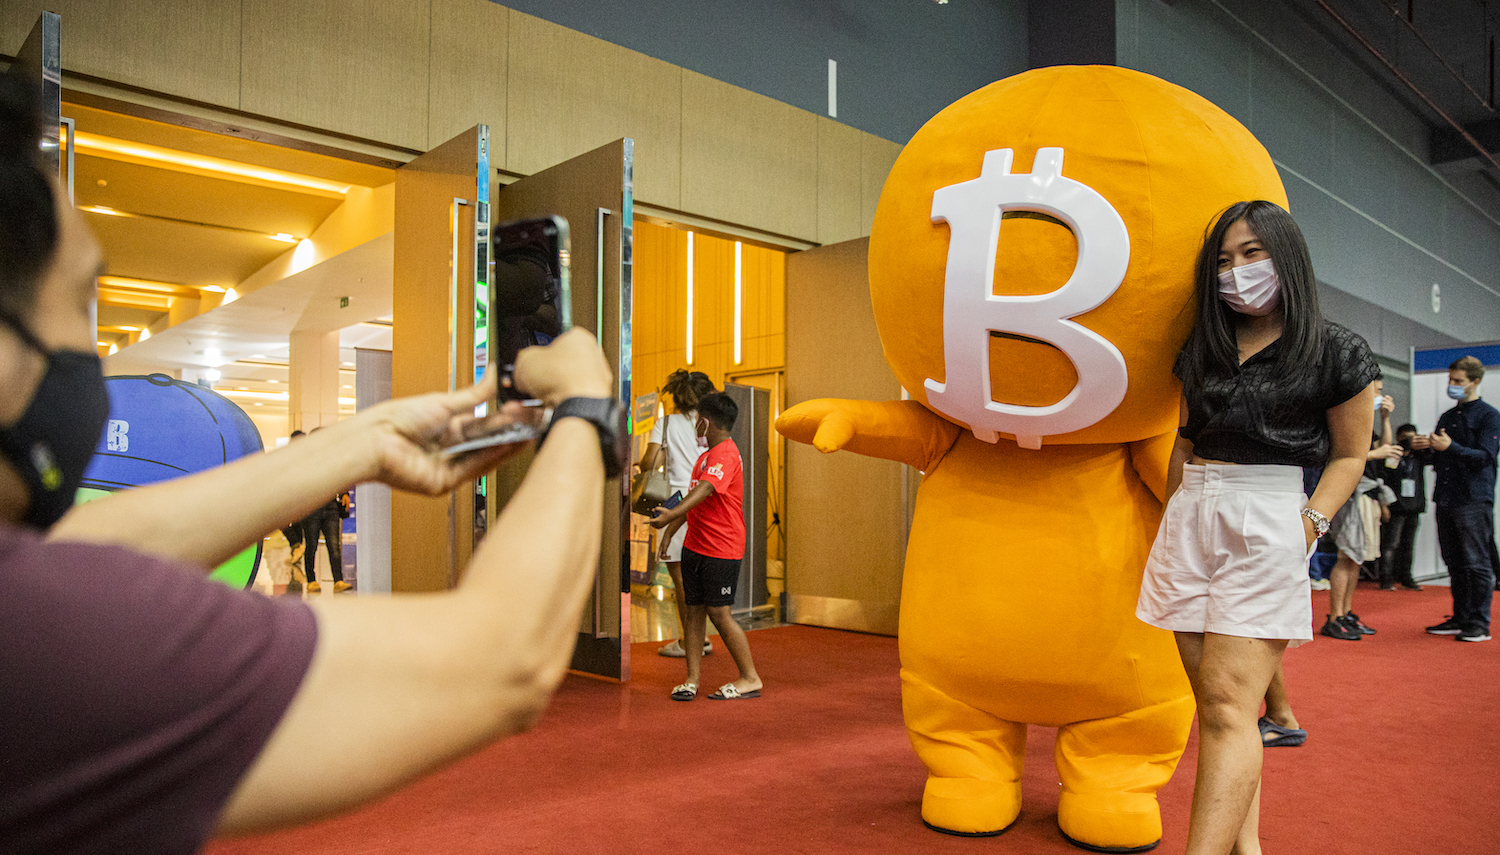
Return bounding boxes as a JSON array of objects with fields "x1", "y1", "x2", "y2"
[
  {"x1": 657, "y1": 638, "x2": 713, "y2": 658},
  {"x1": 1309, "y1": 578, "x2": 1331, "y2": 591}
]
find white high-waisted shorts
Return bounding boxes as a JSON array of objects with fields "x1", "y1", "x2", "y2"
[
  {"x1": 661, "y1": 498, "x2": 688, "y2": 563},
  {"x1": 1136, "y1": 462, "x2": 1314, "y2": 643}
]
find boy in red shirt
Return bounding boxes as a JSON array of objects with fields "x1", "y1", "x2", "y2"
[{"x1": 649, "y1": 393, "x2": 764, "y2": 701}]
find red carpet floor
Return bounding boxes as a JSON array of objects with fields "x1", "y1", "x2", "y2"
[{"x1": 208, "y1": 583, "x2": 1499, "y2": 854}]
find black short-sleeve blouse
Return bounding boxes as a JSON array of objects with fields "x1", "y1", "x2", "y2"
[{"x1": 1176, "y1": 321, "x2": 1380, "y2": 467}]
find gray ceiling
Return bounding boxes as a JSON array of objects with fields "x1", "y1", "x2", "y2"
[{"x1": 1287, "y1": 0, "x2": 1500, "y2": 171}]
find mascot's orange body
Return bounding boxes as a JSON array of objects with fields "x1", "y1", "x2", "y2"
[{"x1": 778, "y1": 67, "x2": 1289, "y2": 849}]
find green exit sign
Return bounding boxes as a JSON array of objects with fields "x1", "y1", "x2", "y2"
[{"x1": 339, "y1": 296, "x2": 349, "y2": 308}]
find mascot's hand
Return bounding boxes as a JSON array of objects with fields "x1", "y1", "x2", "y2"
[
  {"x1": 777, "y1": 400, "x2": 855, "y2": 453},
  {"x1": 777, "y1": 399, "x2": 960, "y2": 470}
]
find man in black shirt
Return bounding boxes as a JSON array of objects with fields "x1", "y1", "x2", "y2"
[
  {"x1": 1379, "y1": 423, "x2": 1427, "y2": 591},
  {"x1": 1416, "y1": 356, "x2": 1500, "y2": 642}
]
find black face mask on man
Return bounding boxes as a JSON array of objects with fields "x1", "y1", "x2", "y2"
[{"x1": 0, "y1": 311, "x2": 109, "y2": 529}]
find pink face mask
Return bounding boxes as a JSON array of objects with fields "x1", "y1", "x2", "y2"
[{"x1": 1217, "y1": 258, "x2": 1281, "y2": 316}]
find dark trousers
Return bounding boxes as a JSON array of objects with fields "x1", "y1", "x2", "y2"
[
  {"x1": 302, "y1": 511, "x2": 344, "y2": 583},
  {"x1": 1379, "y1": 513, "x2": 1421, "y2": 588},
  {"x1": 1435, "y1": 503, "x2": 1495, "y2": 632}
]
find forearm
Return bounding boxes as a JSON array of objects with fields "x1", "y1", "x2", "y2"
[
  {"x1": 1165, "y1": 436, "x2": 1193, "y2": 500},
  {"x1": 660, "y1": 518, "x2": 684, "y2": 548},
  {"x1": 777, "y1": 399, "x2": 960, "y2": 470},
  {"x1": 219, "y1": 420, "x2": 604, "y2": 832},
  {"x1": 48, "y1": 426, "x2": 375, "y2": 570},
  {"x1": 1307, "y1": 455, "x2": 1364, "y2": 520},
  {"x1": 1442, "y1": 438, "x2": 1497, "y2": 469}
]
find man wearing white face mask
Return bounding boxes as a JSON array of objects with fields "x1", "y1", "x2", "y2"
[{"x1": 1414, "y1": 356, "x2": 1499, "y2": 642}]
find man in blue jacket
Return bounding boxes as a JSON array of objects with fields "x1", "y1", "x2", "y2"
[{"x1": 1418, "y1": 356, "x2": 1500, "y2": 642}]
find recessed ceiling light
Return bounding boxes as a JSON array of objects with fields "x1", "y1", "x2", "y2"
[
  {"x1": 72, "y1": 131, "x2": 353, "y2": 196},
  {"x1": 270, "y1": 233, "x2": 297, "y2": 243}
]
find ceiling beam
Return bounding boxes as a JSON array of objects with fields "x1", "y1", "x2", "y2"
[{"x1": 1431, "y1": 117, "x2": 1500, "y2": 167}]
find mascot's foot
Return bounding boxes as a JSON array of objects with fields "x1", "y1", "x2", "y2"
[
  {"x1": 1056, "y1": 791, "x2": 1162, "y2": 853},
  {"x1": 919, "y1": 776, "x2": 1021, "y2": 837}
]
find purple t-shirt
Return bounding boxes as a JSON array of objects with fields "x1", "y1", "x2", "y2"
[{"x1": 0, "y1": 525, "x2": 318, "y2": 854}]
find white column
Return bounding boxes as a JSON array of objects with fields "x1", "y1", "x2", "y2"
[{"x1": 287, "y1": 329, "x2": 341, "y2": 431}]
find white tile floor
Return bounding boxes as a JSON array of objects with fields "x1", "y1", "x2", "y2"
[{"x1": 251, "y1": 534, "x2": 354, "y2": 598}]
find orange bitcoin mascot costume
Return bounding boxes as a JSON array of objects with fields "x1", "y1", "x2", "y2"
[{"x1": 777, "y1": 66, "x2": 1289, "y2": 850}]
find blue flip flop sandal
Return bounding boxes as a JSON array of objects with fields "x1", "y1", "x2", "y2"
[{"x1": 1258, "y1": 716, "x2": 1307, "y2": 747}]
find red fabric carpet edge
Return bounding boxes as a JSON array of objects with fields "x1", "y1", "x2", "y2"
[{"x1": 207, "y1": 583, "x2": 1499, "y2": 855}]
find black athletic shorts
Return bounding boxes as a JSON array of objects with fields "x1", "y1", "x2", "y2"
[{"x1": 680, "y1": 546, "x2": 741, "y2": 607}]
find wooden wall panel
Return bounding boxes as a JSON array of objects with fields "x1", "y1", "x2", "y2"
[
  {"x1": 785, "y1": 238, "x2": 906, "y2": 630},
  {"x1": 505, "y1": 10, "x2": 681, "y2": 209},
  {"x1": 861, "y1": 134, "x2": 903, "y2": 237},
  {"x1": 631, "y1": 220, "x2": 784, "y2": 401},
  {"x1": 240, "y1": 0, "x2": 430, "y2": 151},
  {"x1": 428, "y1": 0, "x2": 508, "y2": 157},
  {"x1": 681, "y1": 71, "x2": 818, "y2": 242},
  {"x1": 2, "y1": 0, "x2": 240, "y2": 107},
  {"x1": 817, "y1": 117, "x2": 863, "y2": 245}
]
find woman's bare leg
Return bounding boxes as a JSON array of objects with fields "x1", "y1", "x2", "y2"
[
  {"x1": 1262, "y1": 662, "x2": 1299, "y2": 731},
  {"x1": 1328, "y1": 554, "x2": 1359, "y2": 618},
  {"x1": 1175, "y1": 632, "x2": 1286, "y2": 855}
]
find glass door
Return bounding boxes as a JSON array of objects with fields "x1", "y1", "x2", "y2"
[
  {"x1": 491, "y1": 138, "x2": 634, "y2": 681},
  {"x1": 390, "y1": 125, "x2": 491, "y2": 591}
]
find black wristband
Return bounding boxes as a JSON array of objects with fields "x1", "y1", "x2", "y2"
[{"x1": 542, "y1": 397, "x2": 625, "y2": 478}]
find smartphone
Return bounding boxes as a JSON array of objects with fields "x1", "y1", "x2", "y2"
[
  {"x1": 442, "y1": 416, "x2": 544, "y2": 457},
  {"x1": 440, "y1": 216, "x2": 570, "y2": 457},
  {"x1": 662, "y1": 490, "x2": 684, "y2": 511},
  {"x1": 491, "y1": 215, "x2": 571, "y2": 403}
]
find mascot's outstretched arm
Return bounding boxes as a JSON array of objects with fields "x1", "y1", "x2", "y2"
[
  {"x1": 1127, "y1": 430, "x2": 1178, "y2": 506},
  {"x1": 777, "y1": 399, "x2": 962, "y2": 472}
]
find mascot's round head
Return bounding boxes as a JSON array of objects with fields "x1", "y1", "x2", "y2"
[{"x1": 869, "y1": 65, "x2": 1288, "y2": 448}]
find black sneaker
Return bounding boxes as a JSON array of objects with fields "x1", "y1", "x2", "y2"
[
  {"x1": 1426, "y1": 617, "x2": 1464, "y2": 635},
  {"x1": 1457, "y1": 628, "x2": 1491, "y2": 642},
  {"x1": 1320, "y1": 615, "x2": 1361, "y2": 640},
  {"x1": 1342, "y1": 613, "x2": 1376, "y2": 635}
]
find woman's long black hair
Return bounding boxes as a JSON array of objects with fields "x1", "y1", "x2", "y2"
[{"x1": 1177, "y1": 200, "x2": 1324, "y2": 391}]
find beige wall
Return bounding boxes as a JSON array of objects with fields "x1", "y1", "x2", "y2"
[
  {"x1": 784, "y1": 238, "x2": 908, "y2": 635},
  {"x1": 1, "y1": 0, "x2": 901, "y2": 245}
]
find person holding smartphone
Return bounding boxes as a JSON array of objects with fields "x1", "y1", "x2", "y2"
[
  {"x1": 1414, "y1": 356, "x2": 1499, "y2": 642},
  {"x1": 0, "y1": 76, "x2": 623, "y2": 854}
]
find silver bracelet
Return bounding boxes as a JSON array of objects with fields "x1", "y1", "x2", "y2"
[{"x1": 1300, "y1": 507, "x2": 1330, "y2": 538}]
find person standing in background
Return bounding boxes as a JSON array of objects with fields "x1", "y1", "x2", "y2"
[
  {"x1": 1379, "y1": 423, "x2": 1427, "y2": 591},
  {"x1": 1320, "y1": 379, "x2": 1402, "y2": 639},
  {"x1": 637, "y1": 369, "x2": 718, "y2": 658},
  {"x1": 300, "y1": 427, "x2": 352, "y2": 594},
  {"x1": 650, "y1": 393, "x2": 763, "y2": 701},
  {"x1": 1417, "y1": 356, "x2": 1499, "y2": 642},
  {"x1": 279, "y1": 430, "x2": 309, "y2": 595}
]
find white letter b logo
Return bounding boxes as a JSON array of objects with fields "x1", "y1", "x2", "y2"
[
  {"x1": 925, "y1": 148, "x2": 1130, "y2": 449},
  {"x1": 106, "y1": 419, "x2": 129, "y2": 452}
]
